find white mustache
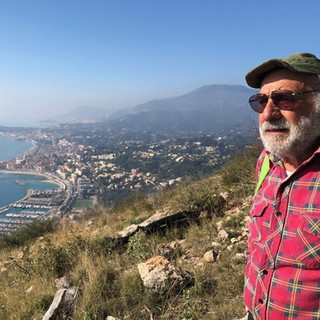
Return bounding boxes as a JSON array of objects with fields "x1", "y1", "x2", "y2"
[{"x1": 261, "y1": 119, "x2": 290, "y2": 131}]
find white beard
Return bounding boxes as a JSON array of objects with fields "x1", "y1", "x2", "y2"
[{"x1": 259, "y1": 101, "x2": 320, "y2": 159}]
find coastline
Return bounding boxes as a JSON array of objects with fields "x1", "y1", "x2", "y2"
[
  {"x1": 0, "y1": 133, "x2": 35, "y2": 162},
  {"x1": 0, "y1": 169, "x2": 65, "y2": 190},
  {"x1": 0, "y1": 135, "x2": 73, "y2": 234},
  {"x1": 0, "y1": 135, "x2": 62, "y2": 187},
  {"x1": 0, "y1": 170, "x2": 66, "y2": 212}
]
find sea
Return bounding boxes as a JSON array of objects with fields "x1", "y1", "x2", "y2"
[{"x1": 0, "y1": 135, "x2": 59, "y2": 207}]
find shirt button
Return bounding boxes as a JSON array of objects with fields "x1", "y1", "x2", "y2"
[
  {"x1": 276, "y1": 212, "x2": 282, "y2": 216},
  {"x1": 262, "y1": 270, "x2": 268, "y2": 275},
  {"x1": 258, "y1": 298, "x2": 263, "y2": 304}
]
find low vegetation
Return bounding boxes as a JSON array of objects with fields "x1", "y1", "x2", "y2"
[{"x1": 0, "y1": 146, "x2": 260, "y2": 320}]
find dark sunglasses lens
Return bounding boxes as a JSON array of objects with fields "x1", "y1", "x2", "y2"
[
  {"x1": 249, "y1": 94, "x2": 267, "y2": 113},
  {"x1": 271, "y1": 90, "x2": 296, "y2": 110}
]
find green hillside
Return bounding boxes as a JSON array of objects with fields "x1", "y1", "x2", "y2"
[{"x1": 0, "y1": 146, "x2": 260, "y2": 320}]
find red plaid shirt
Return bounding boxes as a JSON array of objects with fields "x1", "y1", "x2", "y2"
[{"x1": 245, "y1": 148, "x2": 320, "y2": 320}]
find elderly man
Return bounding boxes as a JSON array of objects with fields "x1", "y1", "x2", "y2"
[{"x1": 244, "y1": 53, "x2": 320, "y2": 320}]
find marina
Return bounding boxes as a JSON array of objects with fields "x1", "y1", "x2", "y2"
[
  {"x1": 0, "y1": 136, "x2": 73, "y2": 235},
  {"x1": 0, "y1": 172, "x2": 70, "y2": 235}
]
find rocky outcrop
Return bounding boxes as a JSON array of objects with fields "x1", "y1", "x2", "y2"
[
  {"x1": 137, "y1": 256, "x2": 193, "y2": 293},
  {"x1": 118, "y1": 210, "x2": 199, "y2": 238},
  {"x1": 101, "y1": 210, "x2": 200, "y2": 249}
]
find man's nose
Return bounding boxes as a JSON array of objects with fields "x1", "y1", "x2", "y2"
[{"x1": 260, "y1": 99, "x2": 282, "y2": 120}]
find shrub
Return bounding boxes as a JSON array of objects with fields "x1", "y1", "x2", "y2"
[
  {"x1": 170, "y1": 180, "x2": 226, "y2": 216},
  {"x1": 115, "y1": 193, "x2": 154, "y2": 215},
  {"x1": 33, "y1": 239, "x2": 72, "y2": 277},
  {"x1": 126, "y1": 231, "x2": 158, "y2": 262},
  {"x1": 220, "y1": 145, "x2": 262, "y2": 198},
  {"x1": 0, "y1": 219, "x2": 57, "y2": 248}
]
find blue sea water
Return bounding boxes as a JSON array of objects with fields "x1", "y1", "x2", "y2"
[
  {"x1": 0, "y1": 135, "x2": 58, "y2": 207},
  {"x1": 0, "y1": 135, "x2": 32, "y2": 161}
]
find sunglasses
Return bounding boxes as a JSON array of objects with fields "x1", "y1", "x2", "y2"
[{"x1": 249, "y1": 89, "x2": 320, "y2": 113}]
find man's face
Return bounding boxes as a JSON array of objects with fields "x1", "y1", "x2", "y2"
[{"x1": 259, "y1": 69, "x2": 320, "y2": 159}]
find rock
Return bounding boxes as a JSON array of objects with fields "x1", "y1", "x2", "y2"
[
  {"x1": 211, "y1": 241, "x2": 222, "y2": 249},
  {"x1": 219, "y1": 191, "x2": 229, "y2": 200},
  {"x1": 55, "y1": 274, "x2": 72, "y2": 289},
  {"x1": 216, "y1": 221, "x2": 224, "y2": 231},
  {"x1": 203, "y1": 250, "x2": 217, "y2": 263},
  {"x1": 234, "y1": 253, "x2": 246, "y2": 261},
  {"x1": 106, "y1": 317, "x2": 120, "y2": 320},
  {"x1": 117, "y1": 224, "x2": 139, "y2": 238},
  {"x1": 26, "y1": 286, "x2": 34, "y2": 294},
  {"x1": 225, "y1": 207, "x2": 241, "y2": 216},
  {"x1": 5, "y1": 257, "x2": 15, "y2": 266},
  {"x1": 138, "y1": 212, "x2": 167, "y2": 227},
  {"x1": 42, "y1": 289, "x2": 66, "y2": 320},
  {"x1": 242, "y1": 230, "x2": 249, "y2": 238},
  {"x1": 137, "y1": 256, "x2": 193, "y2": 293},
  {"x1": 211, "y1": 242, "x2": 222, "y2": 260},
  {"x1": 0, "y1": 267, "x2": 8, "y2": 274},
  {"x1": 231, "y1": 236, "x2": 242, "y2": 244},
  {"x1": 85, "y1": 218, "x2": 95, "y2": 228},
  {"x1": 195, "y1": 261, "x2": 204, "y2": 268},
  {"x1": 42, "y1": 286, "x2": 79, "y2": 320},
  {"x1": 115, "y1": 211, "x2": 200, "y2": 246},
  {"x1": 217, "y1": 229, "x2": 228, "y2": 241}
]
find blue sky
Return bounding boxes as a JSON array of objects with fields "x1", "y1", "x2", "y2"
[{"x1": 0, "y1": 0, "x2": 319, "y2": 125}]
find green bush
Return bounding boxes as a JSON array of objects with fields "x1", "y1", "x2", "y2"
[
  {"x1": 126, "y1": 231, "x2": 153, "y2": 262},
  {"x1": 34, "y1": 239, "x2": 72, "y2": 277},
  {"x1": 220, "y1": 145, "x2": 262, "y2": 198},
  {"x1": 115, "y1": 193, "x2": 154, "y2": 214},
  {"x1": 171, "y1": 180, "x2": 226, "y2": 216},
  {"x1": 0, "y1": 219, "x2": 56, "y2": 248}
]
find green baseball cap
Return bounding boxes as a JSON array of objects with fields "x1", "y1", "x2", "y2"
[{"x1": 246, "y1": 53, "x2": 320, "y2": 88}]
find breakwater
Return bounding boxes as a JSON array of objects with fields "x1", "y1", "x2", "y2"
[
  {"x1": 0, "y1": 136, "x2": 73, "y2": 234},
  {"x1": 0, "y1": 171, "x2": 69, "y2": 235}
]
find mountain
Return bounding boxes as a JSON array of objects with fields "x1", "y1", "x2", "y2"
[
  {"x1": 42, "y1": 84, "x2": 258, "y2": 134},
  {"x1": 108, "y1": 84, "x2": 257, "y2": 133},
  {"x1": 42, "y1": 106, "x2": 115, "y2": 125}
]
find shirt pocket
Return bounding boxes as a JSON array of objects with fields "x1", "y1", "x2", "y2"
[
  {"x1": 250, "y1": 197, "x2": 269, "y2": 217},
  {"x1": 249, "y1": 197, "x2": 269, "y2": 244},
  {"x1": 294, "y1": 212, "x2": 320, "y2": 269}
]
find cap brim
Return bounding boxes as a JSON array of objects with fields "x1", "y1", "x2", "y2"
[{"x1": 245, "y1": 59, "x2": 291, "y2": 88}]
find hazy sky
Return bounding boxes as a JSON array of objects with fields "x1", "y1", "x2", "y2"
[{"x1": 0, "y1": 0, "x2": 319, "y2": 126}]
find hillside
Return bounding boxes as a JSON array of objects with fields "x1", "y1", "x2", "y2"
[
  {"x1": 41, "y1": 106, "x2": 117, "y2": 126},
  {"x1": 108, "y1": 85, "x2": 256, "y2": 133},
  {"x1": 43, "y1": 84, "x2": 257, "y2": 135},
  {"x1": 0, "y1": 146, "x2": 261, "y2": 320}
]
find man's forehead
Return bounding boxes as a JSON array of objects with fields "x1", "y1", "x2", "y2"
[{"x1": 261, "y1": 69, "x2": 318, "y2": 89}]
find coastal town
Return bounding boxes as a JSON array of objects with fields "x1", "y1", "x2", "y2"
[
  {"x1": 0, "y1": 170, "x2": 72, "y2": 234},
  {"x1": 0, "y1": 124, "x2": 255, "y2": 234}
]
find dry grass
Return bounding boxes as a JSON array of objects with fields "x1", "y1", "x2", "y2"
[{"x1": 0, "y1": 149, "x2": 258, "y2": 320}]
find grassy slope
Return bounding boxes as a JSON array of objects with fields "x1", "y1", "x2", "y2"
[{"x1": 0, "y1": 146, "x2": 260, "y2": 320}]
